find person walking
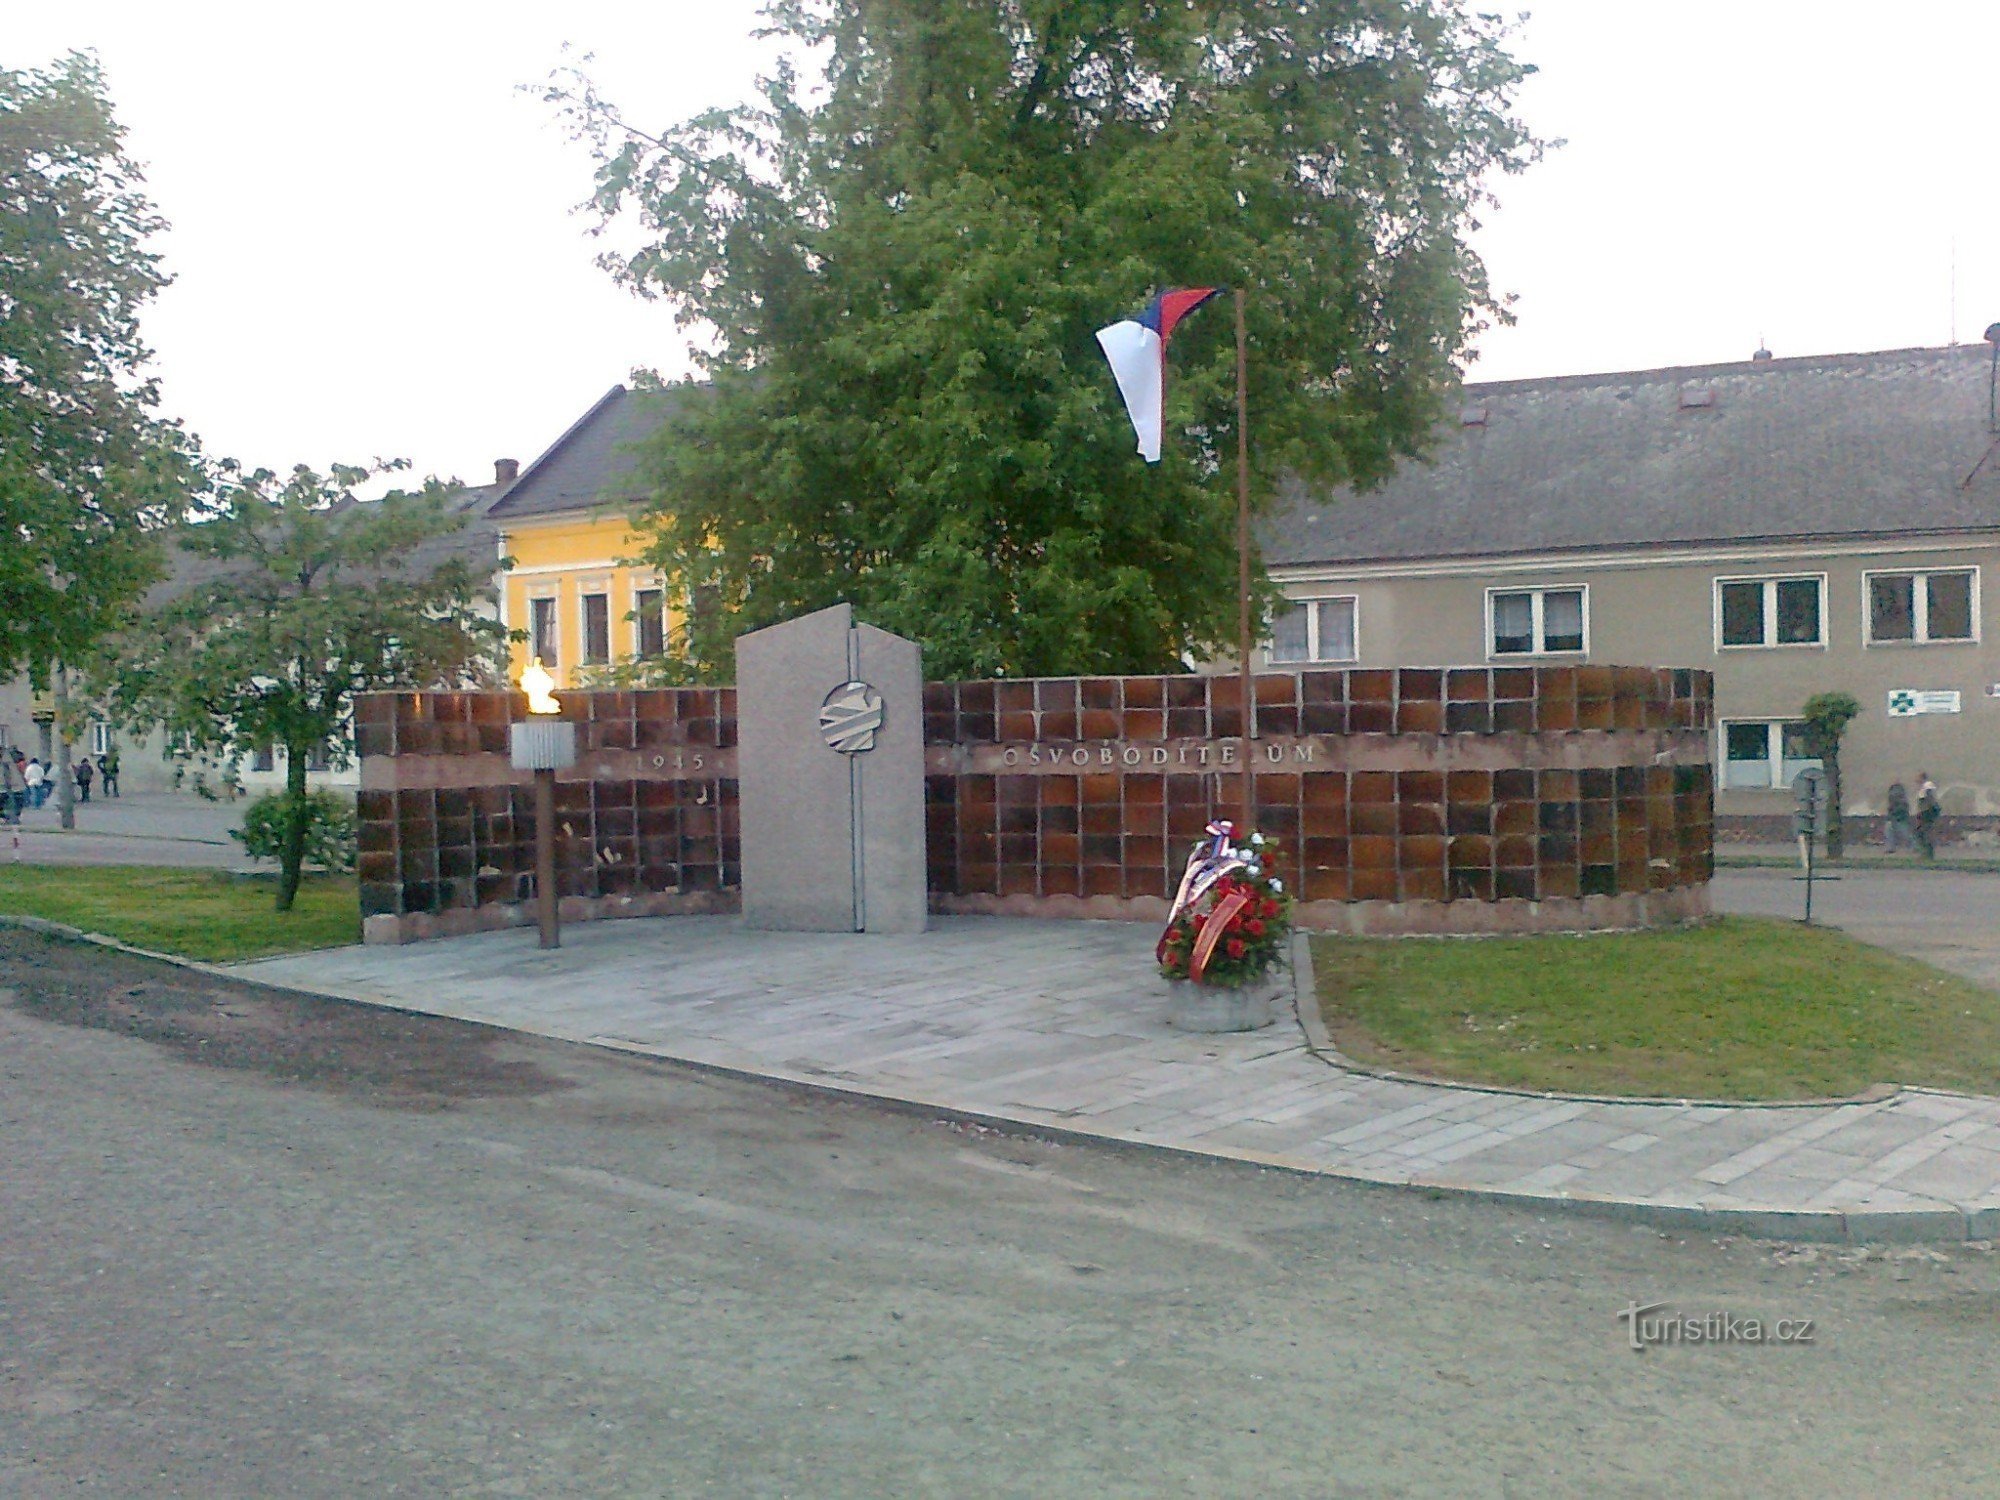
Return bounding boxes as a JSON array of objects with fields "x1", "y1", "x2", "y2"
[
  {"x1": 23, "y1": 756, "x2": 45, "y2": 812},
  {"x1": 0, "y1": 751, "x2": 23, "y2": 824},
  {"x1": 74, "y1": 755, "x2": 93, "y2": 804},
  {"x1": 101, "y1": 746, "x2": 120, "y2": 798},
  {"x1": 1883, "y1": 781, "x2": 1914, "y2": 853},
  {"x1": 1915, "y1": 771, "x2": 1942, "y2": 860}
]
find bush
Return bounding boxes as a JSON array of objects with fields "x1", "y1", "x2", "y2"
[{"x1": 232, "y1": 789, "x2": 357, "y2": 874}]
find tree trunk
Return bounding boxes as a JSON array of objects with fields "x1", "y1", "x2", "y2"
[
  {"x1": 53, "y1": 664, "x2": 75, "y2": 831},
  {"x1": 1824, "y1": 749, "x2": 1845, "y2": 860},
  {"x1": 276, "y1": 740, "x2": 310, "y2": 912}
]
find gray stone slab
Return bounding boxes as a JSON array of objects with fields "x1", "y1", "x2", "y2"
[{"x1": 229, "y1": 910, "x2": 2000, "y2": 1242}]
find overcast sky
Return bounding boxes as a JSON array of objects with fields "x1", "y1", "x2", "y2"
[{"x1": 15, "y1": 1, "x2": 2000, "y2": 484}]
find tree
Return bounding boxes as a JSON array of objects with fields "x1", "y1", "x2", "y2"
[
  {"x1": 0, "y1": 53, "x2": 188, "y2": 689},
  {"x1": 1800, "y1": 691, "x2": 1862, "y2": 860},
  {"x1": 99, "y1": 462, "x2": 509, "y2": 910},
  {"x1": 545, "y1": 1, "x2": 1542, "y2": 679}
]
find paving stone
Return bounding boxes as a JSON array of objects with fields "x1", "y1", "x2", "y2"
[{"x1": 233, "y1": 911, "x2": 2000, "y2": 1242}]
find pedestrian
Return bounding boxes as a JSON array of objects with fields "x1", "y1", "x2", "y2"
[
  {"x1": 1883, "y1": 782, "x2": 1914, "y2": 853},
  {"x1": 0, "y1": 751, "x2": 23, "y2": 824},
  {"x1": 101, "y1": 745, "x2": 120, "y2": 798},
  {"x1": 23, "y1": 755, "x2": 44, "y2": 812},
  {"x1": 1915, "y1": 771, "x2": 1942, "y2": 860},
  {"x1": 75, "y1": 755, "x2": 93, "y2": 803}
]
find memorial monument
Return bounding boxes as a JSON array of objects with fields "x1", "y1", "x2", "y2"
[{"x1": 734, "y1": 603, "x2": 927, "y2": 933}]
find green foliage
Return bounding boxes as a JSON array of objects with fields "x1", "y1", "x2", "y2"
[
  {"x1": 544, "y1": 1, "x2": 1542, "y2": 679},
  {"x1": 233, "y1": 789, "x2": 357, "y2": 875},
  {"x1": 1800, "y1": 691, "x2": 1863, "y2": 856},
  {"x1": 0, "y1": 52, "x2": 192, "y2": 682},
  {"x1": 97, "y1": 461, "x2": 509, "y2": 908},
  {"x1": 1799, "y1": 691, "x2": 1862, "y2": 759}
]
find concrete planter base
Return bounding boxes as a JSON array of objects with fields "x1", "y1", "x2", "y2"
[{"x1": 1164, "y1": 972, "x2": 1284, "y2": 1032}]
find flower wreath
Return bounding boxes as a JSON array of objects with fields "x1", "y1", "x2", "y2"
[{"x1": 1156, "y1": 821, "x2": 1292, "y2": 987}]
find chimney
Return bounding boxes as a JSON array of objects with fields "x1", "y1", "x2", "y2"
[{"x1": 494, "y1": 457, "x2": 520, "y2": 486}]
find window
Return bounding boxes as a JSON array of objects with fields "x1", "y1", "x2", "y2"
[
  {"x1": 252, "y1": 746, "x2": 275, "y2": 773},
  {"x1": 581, "y1": 593, "x2": 611, "y2": 665},
  {"x1": 1488, "y1": 587, "x2": 1586, "y2": 656},
  {"x1": 304, "y1": 743, "x2": 330, "y2": 773},
  {"x1": 1268, "y1": 596, "x2": 1358, "y2": 664},
  {"x1": 528, "y1": 596, "x2": 558, "y2": 665},
  {"x1": 634, "y1": 588, "x2": 666, "y2": 659},
  {"x1": 89, "y1": 722, "x2": 112, "y2": 756},
  {"x1": 1866, "y1": 568, "x2": 1977, "y2": 645},
  {"x1": 1716, "y1": 576, "x2": 1823, "y2": 648},
  {"x1": 1721, "y1": 719, "x2": 1819, "y2": 790}
]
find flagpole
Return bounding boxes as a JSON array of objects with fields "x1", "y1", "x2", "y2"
[{"x1": 1235, "y1": 287, "x2": 1256, "y2": 832}]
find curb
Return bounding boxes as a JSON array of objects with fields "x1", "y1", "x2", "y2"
[{"x1": 4, "y1": 913, "x2": 1994, "y2": 1247}]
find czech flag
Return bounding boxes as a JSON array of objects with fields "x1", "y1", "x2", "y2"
[{"x1": 1095, "y1": 287, "x2": 1223, "y2": 462}]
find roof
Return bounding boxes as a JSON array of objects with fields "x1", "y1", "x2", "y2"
[
  {"x1": 485, "y1": 384, "x2": 680, "y2": 523},
  {"x1": 148, "y1": 473, "x2": 513, "y2": 607},
  {"x1": 1264, "y1": 343, "x2": 2000, "y2": 569}
]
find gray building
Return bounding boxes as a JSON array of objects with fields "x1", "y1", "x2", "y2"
[{"x1": 1260, "y1": 342, "x2": 2000, "y2": 835}]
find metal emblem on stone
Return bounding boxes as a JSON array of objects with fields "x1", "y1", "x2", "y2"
[{"x1": 818, "y1": 680, "x2": 884, "y2": 753}]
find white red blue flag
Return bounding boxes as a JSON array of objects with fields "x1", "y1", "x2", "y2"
[{"x1": 1095, "y1": 287, "x2": 1223, "y2": 462}]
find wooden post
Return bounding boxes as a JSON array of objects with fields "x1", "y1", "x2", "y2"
[
  {"x1": 1235, "y1": 288, "x2": 1256, "y2": 831},
  {"x1": 535, "y1": 765, "x2": 559, "y2": 948}
]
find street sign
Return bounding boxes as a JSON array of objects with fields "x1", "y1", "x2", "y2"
[
  {"x1": 1887, "y1": 689, "x2": 1962, "y2": 717},
  {"x1": 1791, "y1": 766, "x2": 1826, "y2": 837}
]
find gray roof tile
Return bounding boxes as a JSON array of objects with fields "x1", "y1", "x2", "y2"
[
  {"x1": 1264, "y1": 343, "x2": 2000, "y2": 567},
  {"x1": 485, "y1": 385, "x2": 679, "y2": 522}
]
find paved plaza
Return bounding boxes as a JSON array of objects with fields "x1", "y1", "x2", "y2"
[{"x1": 240, "y1": 870, "x2": 2000, "y2": 1242}]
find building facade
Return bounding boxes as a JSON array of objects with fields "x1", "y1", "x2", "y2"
[
  {"x1": 1261, "y1": 343, "x2": 2000, "y2": 835},
  {"x1": 486, "y1": 385, "x2": 682, "y2": 689}
]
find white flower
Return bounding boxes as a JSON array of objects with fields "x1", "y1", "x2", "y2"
[
  {"x1": 1250, "y1": 832, "x2": 1266, "y2": 847},
  {"x1": 1269, "y1": 878, "x2": 1284, "y2": 893},
  {"x1": 1245, "y1": 863, "x2": 1263, "y2": 879}
]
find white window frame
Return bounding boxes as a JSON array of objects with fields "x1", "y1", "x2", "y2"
[
  {"x1": 1266, "y1": 594, "x2": 1359, "y2": 665},
  {"x1": 632, "y1": 582, "x2": 667, "y2": 660},
  {"x1": 1713, "y1": 573, "x2": 1827, "y2": 651},
  {"x1": 527, "y1": 591, "x2": 559, "y2": 666},
  {"x1": 1862, "y1": 567, "x2": 1981, "y2": 647},
  {"x1": 89, "y1": 721, "x2": 112, "y2": 757},
  {"x1": 1485, "y1": 585, "x2": 1589, "y2": 659},
  {"x1": 1718, "y1": 718, "x2": 1820, "y2": 791},
  {"x1": 578, "y1": 588, "x2": 612, "y2": 666}
]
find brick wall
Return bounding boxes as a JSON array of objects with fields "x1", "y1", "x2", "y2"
[{"x1": 357, "y1": 664, "x2": 1714, "y2": 943}]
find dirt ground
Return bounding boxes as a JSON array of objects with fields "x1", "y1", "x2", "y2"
[
  {"x1": 6, "y1": 928, "x2": 2000, "y2": 1498},
  {"x1": 0, "y1": 928, "x2": 563, "y2": 1107}
]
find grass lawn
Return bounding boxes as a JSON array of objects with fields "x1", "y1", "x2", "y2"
[
  {"x1": 1313, "y1": 916, "x2": 2000, "y2": 1101},
  {"x1": 0, "y1": 866, "x2": 360, "y2": 963}
]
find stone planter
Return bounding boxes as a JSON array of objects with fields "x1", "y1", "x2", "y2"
[{"x1": 1163, "y1": 969, "x2": 1286, "y2": 1033}]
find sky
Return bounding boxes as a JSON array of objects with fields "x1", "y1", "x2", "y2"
[{"x1": 13, "y1": 1, "x2": 2000, "y2": 485}]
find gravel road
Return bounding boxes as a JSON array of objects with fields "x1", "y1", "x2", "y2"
[{"x1": 3, "y1": 930, "x2": 1998, "y2": 1497}]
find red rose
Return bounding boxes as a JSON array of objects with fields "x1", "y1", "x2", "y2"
[
  {"x1": 1226, "y1": 938, "x2": 1245, "y2": 959},
  {"x1": 1192, "y1": 913, "x2": 1206, "y2": 929},
  {"x1": 1246, "y1": 918, "x2": 1265, "y2": 937},
  {"x1": 1163, "y1": 954, "x2": 1182, "y2": 973},
  {"x1": 1260, "y1": 898, "x2": 1279, "y2": 918}
]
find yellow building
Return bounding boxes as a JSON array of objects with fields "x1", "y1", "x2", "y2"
[{"x1": 487, "y1": 385, "x2": 681, "y2": 687}]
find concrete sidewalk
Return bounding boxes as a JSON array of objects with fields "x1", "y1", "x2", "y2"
[{"x1": 236, "y1": 904, "x2": 2000, "y2": 1244}]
